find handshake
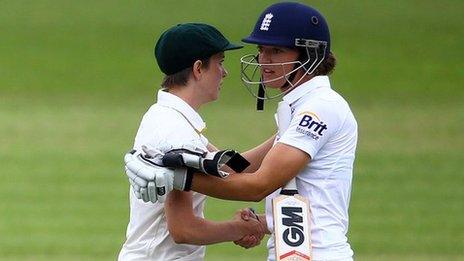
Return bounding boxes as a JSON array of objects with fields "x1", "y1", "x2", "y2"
[{"x1": 124, "y1": 143, "x2": 250, "y2": 203}]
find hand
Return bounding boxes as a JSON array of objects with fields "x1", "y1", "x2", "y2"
[
  {"x1": 124, "y1": 148, "x2": 192, "y2": 203},
  {"x1": 233, "y1": 208, "x2": 265, "y2": 249},
  {"x1": 124, "y1": 142, "x2": 249, "y2": 203}
]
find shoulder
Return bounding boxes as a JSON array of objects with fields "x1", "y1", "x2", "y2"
[
  {"x1": 142, "y1": 104, "x2": 193, "y2": 131},
  {"x1": 135, "y1": 104, "x2": 206, "y2": 149},
  {"x1": 303, "y1": 88, "x2": 349, "y2": 111},
  {"x1": 144, "y1": 104, "x2": 185, "y2": 123},
  {"x1": 296, "y1": 88, "x2": 354, "y2": 125}
]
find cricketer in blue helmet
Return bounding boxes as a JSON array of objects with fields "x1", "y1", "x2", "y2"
[{"x1": 125, "y1": 2, "x2": 358, "y2": 261}]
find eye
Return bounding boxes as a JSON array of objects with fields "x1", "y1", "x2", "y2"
[{"x1": 272, "y1": 48, "x2": 283, "y2": 54}]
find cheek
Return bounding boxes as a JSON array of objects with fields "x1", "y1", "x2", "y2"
[
  {"x1": 216, "y1": 67, "x2": 223, "y2": 80},
  {"x1": 282, "y1": 63, "x2": 296, "y2": 74}
]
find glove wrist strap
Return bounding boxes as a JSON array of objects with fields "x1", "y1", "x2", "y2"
[
  {"x1": 173, "y1": 168, "x2": 194, "y2": 191},
  {"x1": 184, "y1": 168, "x2": 195, "y2": 191}
]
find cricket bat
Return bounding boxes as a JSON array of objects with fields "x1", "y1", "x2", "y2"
[
  {"x1": 272, "y1": 179, "x2": 312, "y2": 261},
  {"x1": 273, "y1": 101, "x2": 312, "y2": 260}
]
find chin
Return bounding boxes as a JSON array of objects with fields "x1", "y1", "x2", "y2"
[
  {"x1": 210, "y1": 94, "x2": 219, "y2": 102},
  {"x1": 262, "y1": 77, "x2": 285, "y2": 89},
  {"x1": 264, "y1": 81, "x2": 285, "y2": 89}
]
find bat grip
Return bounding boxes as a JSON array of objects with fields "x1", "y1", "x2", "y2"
[
  {"x1": 280, "y1": 178, "x2": 298, "y2": 195},
  {"x1": 284, "y1": 178, "x2": 297, "y2": 190}
]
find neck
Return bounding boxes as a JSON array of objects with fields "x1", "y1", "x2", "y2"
[{"x1": 166, "y1": 85, "x2": 203, "y2": 111}]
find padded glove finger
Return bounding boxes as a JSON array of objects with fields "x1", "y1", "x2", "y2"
[
  {"x1": 140, "y1": 187, "x2": 150, "y2": 203},
  {"x1": 147, "y1": 181, "x2": 157, "y2": 203},
  {"x1": 133, "y1": 190, "x2": 141, "y2": 199},
  {"x1": 128, "y1": 177, "x2": 142, "y2": 199},
  {"x1": 155, "y1": 172, "x2": 168, "y2": 203},
  {"x1": 125, "y1": 166, "x2": 148, "y2": 187}
]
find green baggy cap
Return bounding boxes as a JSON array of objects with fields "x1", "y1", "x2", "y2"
[{"x1": 155, "y1": 23, "x2": 243, "y2": 75}]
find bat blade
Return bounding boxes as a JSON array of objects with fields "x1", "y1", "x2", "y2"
[{"x1": 273, "y1": 193, "x2": 312, "y2": 261}]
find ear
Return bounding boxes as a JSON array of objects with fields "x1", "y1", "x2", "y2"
[{"x1": 192, "y1": 60, "x2": 203, "y2": 81}]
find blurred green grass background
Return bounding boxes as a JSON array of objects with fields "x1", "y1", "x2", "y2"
[{"x1": 0, "y1": 0, "x2": 463, "y2": 260}]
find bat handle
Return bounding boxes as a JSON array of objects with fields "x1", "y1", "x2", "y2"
[{"x1": 280, "y1": 178, "x2": 298, "y2": 195}]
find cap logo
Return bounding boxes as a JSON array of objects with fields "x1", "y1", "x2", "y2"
[{"x1": 260, "y1": 13, "x2": 273, "y2": 31}]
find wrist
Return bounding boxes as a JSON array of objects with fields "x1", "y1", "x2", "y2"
[{"x1": 258, "y1": 214, "x2": 270, "y2": 234}]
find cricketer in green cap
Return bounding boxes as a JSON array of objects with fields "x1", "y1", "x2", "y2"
[
  {"x1": 155, "y1": 23, "x2": 243, "y2": 75},
  {"x1": 119, "y1": 23, "x2": 266, "y2": 260}
]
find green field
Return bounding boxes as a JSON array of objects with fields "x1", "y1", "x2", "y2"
[{"x1": 1, "y1": 0, "x2": 463, "y2": 260}]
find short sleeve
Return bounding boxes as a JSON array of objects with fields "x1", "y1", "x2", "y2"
[{"x1": 277, "y1": 100, "x2": 341, "y2": 158}]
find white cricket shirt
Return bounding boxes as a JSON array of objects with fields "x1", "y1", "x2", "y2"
[
  {"x1": 265, "y1": 76, "x2": 358, "y2": 261},
  {"x1": 119, "y1": 90, "x2": 209, "y2": 261}
]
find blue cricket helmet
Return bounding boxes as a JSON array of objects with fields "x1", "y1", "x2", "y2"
[{"x1": 242, "y1": 2, "x2": 331, "y2": 55}]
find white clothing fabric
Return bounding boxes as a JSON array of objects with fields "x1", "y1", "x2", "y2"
[
  {"x1": 265, "y1": 76, "x2": 358, "y2": 261},
  {"x1": 119, "y1": 90, "x2": 209, "y2": 261}
]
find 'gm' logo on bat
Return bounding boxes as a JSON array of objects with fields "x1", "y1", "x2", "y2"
[
  {"x1": 296, "y1": 112, "x2": 327, "y2": 140},
  {"x1": 282, "y1": 207, "x2": 305, "y2": 246}
]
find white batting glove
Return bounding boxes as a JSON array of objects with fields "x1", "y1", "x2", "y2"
[{"x1": 123, "y1": 140, "x2": 249, "y2": 203}]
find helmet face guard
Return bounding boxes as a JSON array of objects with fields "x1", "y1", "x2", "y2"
[{"x1": 240, "y1": 39, "x2": 327, "y2": 101}]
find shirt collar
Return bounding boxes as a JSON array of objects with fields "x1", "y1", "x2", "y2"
[
  {"x1": 156, "y1": 89, "x2": 206, "y2": 133},
  {"x1": 282, "y1": 76, "x2": 331, "y2": 105}
]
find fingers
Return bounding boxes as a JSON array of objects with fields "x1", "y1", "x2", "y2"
[
  {"x1": 247, "y1": 235, "x2": 259, "y2": 248},
  {"x1": 234, "y1": 235, "x2": 260, "y2": 249},
  {"x1": 234, "y1": 209, "x2": 247, "y2": 221},
  {"x1": 242, "y1": 212, "x2": 266, "y2": 239},
  {"x1": 241, "y1": 209, "x2": 250, "y2": 221},
  {"x1": 234, "y1": 208, "x2": 265, "y2": 249},
  {"x1": 248, "y1": 207, "x2": 258, "y2": 220},
  {"x1": 255, "y1": 230, "x2": 265, "y2": 242},
  {"x1": 243, "y1": 207, "x2": 263, "y2": 237},
  {"x1": 239, "y1": 208, "x2": 258, "y2": 221},
  {"x1": 234, "y1": 235, "x2": 251, "y2": 247},
  {"x1": 250, "y1": 219, "x2": 266, "y2": 237}
]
